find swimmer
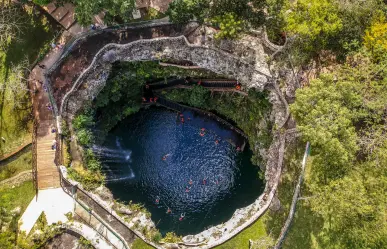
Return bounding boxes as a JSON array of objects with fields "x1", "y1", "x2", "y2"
[
  {"x1": 179, "y1": 213, "x2": 185, "y2": 221},
  {"x1": 162, "y1": 154, "x2": 170, "y2": 161},
  {"x1": 166, "y1": 208, "x2": 172, "y2": 214},
  {"x1": 215, "y1": 140, "x2": 219, "y2": 145},
  {"x1": 236, "y1": 146, "x2": 241, "y2": 152},
  {"x1": 181, "y1": 118, "x2": 185, "y2": 123},
  {"x1": 203, "y1": 178, "x2": 207, "y2": 185},
  {"x1": 200, "y1": 132, "x2": 205, "y2": 137},
  {"x1": 185, "y1": 187, "x2": 190, "y2": 193},
  {"x1": 189, "y1": 179, "x2": 193, "y2": 185},
  {"x1": 155, "y1": 197, "x2": 160, "y2": 204}
]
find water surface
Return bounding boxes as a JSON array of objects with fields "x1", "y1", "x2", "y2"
[{"x1": 97, "y1": 107, "x2": 264, "y2": 235}]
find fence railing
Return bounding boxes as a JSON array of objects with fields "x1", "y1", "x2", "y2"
[
  {"x1": 32, "y1": 120, "x2": 38, "y2": 197},
  {"x1": 273, "y1": 142, "x2": 310, "y2": 249},
  {"x1": 59, "y1": 175, "x2": 130, "y2": 249},
  {"x1": 156, "y1": 97, "x2": 248, "y2": 139}
]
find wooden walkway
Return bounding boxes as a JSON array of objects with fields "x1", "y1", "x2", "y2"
[{"x1": 29, "y1": 50, "x2": 63, "y2": 189}]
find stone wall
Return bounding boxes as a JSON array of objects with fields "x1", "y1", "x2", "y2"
[
  {"x1": 61, "y1": 35, "x2": 270, "y2": 118},
  {"x1": 0, "y1": 170, "x2": 32, "y2": 188},
  {"x1": 56, "y1": 29, "x2": 291, "y2": 249}
]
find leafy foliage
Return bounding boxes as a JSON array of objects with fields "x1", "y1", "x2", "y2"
[
  {"x1": 290, "y1": 50, "x2": 387, "y2": 248},
  {"x1": 363, "y1": 12, "x2": 387, "y2": 61},
  {"x1": 166, "y1": 0, "x2": 210, "y2": 24},
  {"x1": 75, "y1": 0, "x2": 136, "y2": 25},
  {"x1": 284, "y1": 0, "x2": 342, "y2": 59},
  {"x1": 167, "y1": 0, "x2": 265, "y2": 28},
  {"x1": 210, "y1": 13, "x2": 244, "y2": 40}
]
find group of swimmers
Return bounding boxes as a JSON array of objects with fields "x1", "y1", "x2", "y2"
[
  {"x1": 142, "y1": 96, "x2": 158, "y2": 103},
  {"x1": 179, "y1": 113, "x2": 191, "y2": 124},
  {"x1": 155, "y1": 196, "x2": 185, "y2": 221}
]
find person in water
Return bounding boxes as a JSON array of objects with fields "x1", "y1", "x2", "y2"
[
  {"x1": 162, "y1": 154, "x2": 170, "y2": 161},
  {"x1": 203, "y1": 178, "x2": 207, "y2": 185},
  {"x1": 166, "y1": 208, "x2": 172, "y2": 214},
  {"x1": 155, "y1": 197, "x2": 160, "y2": 204},
  {"x1": 179, "y1": 213, "x2": 185, "y2": 221},
  {"x1": 185, "y1": 187, "x2": 190, "y2": 192},
  {"x1": 215, "y1": 140, "x2": 219, "y2": 145},
  {"x1": 236, "y1": 146, "x2": 241, "y2": 152},
  {"x1": 189, "y1": 179, "x2": 193, "y2": 185}
]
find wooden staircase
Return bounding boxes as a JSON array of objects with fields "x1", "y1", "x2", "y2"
[
  {"x1": 43, "y1": 3, "x2": 77, "y2": 30},
  {"x1": 36, "y1": 120, "x2": 60, "y2": 189},
  {"x1": 43, "y1": 2, "x2": 105, "y2": 31}
]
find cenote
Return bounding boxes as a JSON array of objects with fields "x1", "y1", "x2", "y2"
[{"x1": 96, "y1": 107, "x2": 264, "y2": 235}]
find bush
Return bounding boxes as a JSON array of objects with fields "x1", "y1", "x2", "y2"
[
  {"x1": 77, "y1": 129, "x2": 94, "y2": 146},
  {"x1": 152, "y1": 231, "x2": 162, "y2": 243},
  {"x1": 162, "y1": 232, "x2": 182, "y2": 243},
  {"x1": 210, "y1": 13, "x2": 245, "y2": 40},
  {"x1": 73, "y1": 114, "x2": 95, "y2": 130},
  {"x1": 188, "y1": 85, "x2": 209, "y2": 108}
]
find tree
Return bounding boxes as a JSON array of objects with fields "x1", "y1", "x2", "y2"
[
  {"x1": 166, "y1": 0, "x2": 210, "y2": 24},
  {"x1": 211, "y1": 13, "x2": 245, "y2": 40},
  {"x1": 283, "y1": 0, "x2": 343, "y2": 60},
  {"x1": 75, "y1": 0, "x2": 136, "y2": 25},
  {"x1": 290, "y1": 76, "x2": 359, "y2": 183},
  {"x1": 0, "y1": 6, "x2": 23, "y2": 50},
  {"x1": 363, "y1": 12, "x2": 387, "y2": 61}
]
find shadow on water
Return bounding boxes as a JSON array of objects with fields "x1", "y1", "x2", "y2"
[{"x1": 97, "y1": 107, "x2": 264, "y2": 235}]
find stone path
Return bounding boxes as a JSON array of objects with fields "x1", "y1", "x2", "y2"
[
  {"x1": 19, "y1": 188, "x2": 73, "y2": 234},
  {"x1": 65, "y1": 222, "x2": 115, "y2": 249}
]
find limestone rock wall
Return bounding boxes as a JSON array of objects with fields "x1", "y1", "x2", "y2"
[
  {"x1": 58, "y1": 30, "x2": 291, "y2": 249},
  {"x1": 62, "y1": 36, "x2": 270, "y2": 117}
]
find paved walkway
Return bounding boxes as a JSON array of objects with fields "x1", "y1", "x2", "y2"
[
  {"x1": 66, "y1": 222, "x2": 115, "y2": 249},
  {"x1": 19, "y1": 188, "x2": 73, "y2": 234}
]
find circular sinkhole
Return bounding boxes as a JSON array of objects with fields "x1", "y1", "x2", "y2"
[{"x1": 95, "y1": 107, "x2": 264, "y2": 235}]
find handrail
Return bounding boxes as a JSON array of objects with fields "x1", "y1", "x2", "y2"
[
  {"x1": 32, "y1": 120, "x2": 38, "y2": 197},
  {"x1": 59, "y1": 173, "x2": 129, "y2": 249}
]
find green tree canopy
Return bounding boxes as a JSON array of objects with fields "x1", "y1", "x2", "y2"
[{"x1": 75, "y1": 0, "x2": 136, "y2": 25}]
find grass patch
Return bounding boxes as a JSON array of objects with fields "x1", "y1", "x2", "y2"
[
  {"x1": 214, "y1": 218, "x2": 267, "y2": 249},
  {"x1": 0, "y1": 150, "x2": 32, "y2": 181},
  {"x1": 0, "y1": 180, "x2": 35, "y2": 212},
  {"x1": 131, "y1": 238, "x2": 154, "y2": 249},
  {"x1": 0, "y1": 5, "x2": 61, "y2": 156}
]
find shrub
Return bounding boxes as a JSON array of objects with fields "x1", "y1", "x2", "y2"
[
  {"x1": 77, "y1": 129, "x2": 94, "y2": 146},
  {"x1": 162, "y1": 232, "x2": 182, "y2": 243},
  {"x1": 73, "y1": 114, "x2": 95, "y2": 130},
  {"x1": 210, "y1": 13, "x2": 245, "y2": 40}
]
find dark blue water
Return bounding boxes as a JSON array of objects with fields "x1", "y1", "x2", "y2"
[{"x1": 97, "y1": 107, "x2": 264, "y2": 235}]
